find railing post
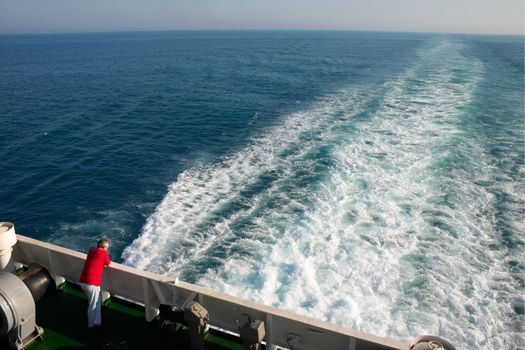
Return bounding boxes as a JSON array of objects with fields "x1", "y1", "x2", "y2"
[
  {"x1": 265, "y1": 314, "x2": 275, "y2": 350},
  {"x1": 142, "y1": 279, "x2": 159, "y2": 321},
  {"x1": 47, "y1": 250, "x2": 65, "y2": 286},
  {"x1": 349, "y1": 336, "x2": 356, "y2": 350}
]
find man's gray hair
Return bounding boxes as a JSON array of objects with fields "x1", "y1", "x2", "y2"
[{"x1": 97, "y1": 237, "x2": 110, "y2": 248}]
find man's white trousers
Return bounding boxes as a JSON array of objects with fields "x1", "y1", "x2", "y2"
[{"x1": 80, "y1": 283, "x2": 101, "y2": 327}]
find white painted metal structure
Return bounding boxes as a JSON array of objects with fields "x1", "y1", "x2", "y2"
[
  {"x1": 0, "y1": 222, "x2": 17, "y2": 272},
  {"x1": 12, "y1": 234, "x2": 407, "y2": 350}
]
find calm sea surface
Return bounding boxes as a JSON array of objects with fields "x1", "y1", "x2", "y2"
[{"x1": 0, "y1": 31, "x2": 523, "y2": 348}]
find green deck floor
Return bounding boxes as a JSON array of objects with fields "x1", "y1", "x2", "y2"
[{"x1": 0, "y1": 282, "x2": 245, "y2": 350}]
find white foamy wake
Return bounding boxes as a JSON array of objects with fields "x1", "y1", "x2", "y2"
[
  {"x1": 122, "y1": 87, "x2": 370, "y2": 272},
  {"x1": 123, "y1": 39, "x2": 524, "y2": 348}
]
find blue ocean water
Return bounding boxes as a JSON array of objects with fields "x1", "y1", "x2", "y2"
[{"x1": 0, "y1": 31, "x2": 523, "y2": 348}]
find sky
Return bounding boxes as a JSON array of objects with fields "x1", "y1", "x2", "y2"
[{"x1": 0, "y1": 0, "x2": 523, "y2": 35}]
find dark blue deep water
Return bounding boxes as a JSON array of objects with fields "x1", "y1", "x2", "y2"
[{"x1": 0, "y1": 31, "x2": 523, "y2": 348}]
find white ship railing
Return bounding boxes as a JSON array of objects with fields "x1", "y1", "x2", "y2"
[{"x1": 12, "y1": 234, "x2": 406, "y2": 350}]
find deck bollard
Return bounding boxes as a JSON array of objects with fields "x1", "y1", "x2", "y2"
[
  {"x1": 184, "y1": 301, "x2": 209, "y2": 350},
  {"x1": 239, "y1": 319, "x2": 265, "y2": 350}
]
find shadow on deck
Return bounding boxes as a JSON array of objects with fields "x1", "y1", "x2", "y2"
[{"x1": 1, "y1": 282, "x2": 244, "y2": 350}]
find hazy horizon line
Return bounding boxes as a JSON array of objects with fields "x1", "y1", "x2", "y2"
[{"x1": 1, "y1": 28, "x2": 523, "y2": 37}]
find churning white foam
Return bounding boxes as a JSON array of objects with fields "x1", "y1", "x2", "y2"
[
  {"x1": 122, "y1": 87, "x2": 369, "y2": 271},
  {"x1": 123, "y1": 39, "x2": 524, "y2": 348}
]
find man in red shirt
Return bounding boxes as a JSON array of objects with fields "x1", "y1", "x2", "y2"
[{"x1": 79, "y1": 238, "x2": 111, "y2": 329}]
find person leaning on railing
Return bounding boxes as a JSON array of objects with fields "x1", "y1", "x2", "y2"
[{"x1": 79, "y1": 237, "x2": 111, "y2": 329}]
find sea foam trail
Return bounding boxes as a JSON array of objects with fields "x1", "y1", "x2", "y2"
[
  {"x1": 122, "y1": 87, "x2": 370, "y2": 272},
  {"x1": 123, "y1": 39, "x2": 524, "y2": 348}
]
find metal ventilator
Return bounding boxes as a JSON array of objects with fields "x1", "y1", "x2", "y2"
[{"x1": 409, "y1": 335, "x2": 457, "y2": 350}]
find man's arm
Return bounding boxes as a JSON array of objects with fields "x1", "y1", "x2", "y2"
[{"x1": 105, "y1": 252, "x2": 110, "y2": 267}]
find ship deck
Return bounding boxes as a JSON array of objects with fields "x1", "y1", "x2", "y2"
[
  {"x1": 1, "y1": 281, "x2": 244, "y2": 350},
  {"x1": 6, "y1": 234, "x2": 408, "y2": 350}
]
